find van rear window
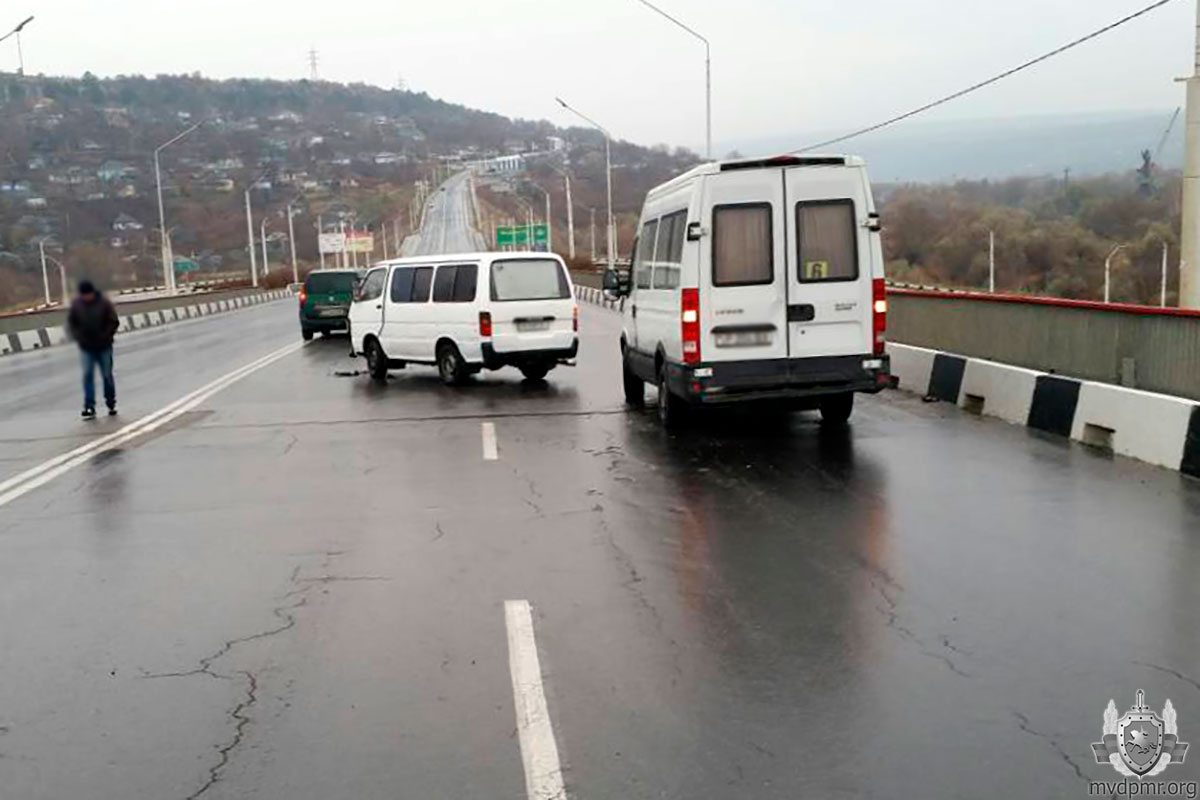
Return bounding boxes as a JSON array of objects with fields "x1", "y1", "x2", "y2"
[
  {"x1": 305, "y1": 272, "x2": 357, "y2": 293},
  {"x1": 490, "y1": 259, "x2": 570, "y2": 301},
  {"x1": 797, "y1": 200, "x2": 858, "y2": 283},
  {"x1": 713, "y1": 204, "x2": 773, "y2": 287}
]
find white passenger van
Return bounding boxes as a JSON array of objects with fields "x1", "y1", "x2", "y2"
[
  {"x1": 349, "y1": 252, "x2": 578, "y2": 384},
  {"x1": 604, "y1": 154, "x2": 889, "y2": 426}
]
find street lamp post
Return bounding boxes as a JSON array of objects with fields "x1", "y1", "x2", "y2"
[
  {"x1": 634, "y1": 0, "x2": 711, "y2": 159},
  {"x1": 154, "y1": 120, "x2": 204, "y2": 295},
  {"x1": 1160, "y1": 239, "x2": 1171, "y2": 307},
  {"x1": 287, "y1": 203, "x2": 299, "y2": 284},
  {"x1": 1104, "y1": 244, "x2": 1129, "y2": 304},
  {"x1": 551, "y1": 166, "x2": 576, "y2": 260},
  {"x1": 38, "y1": 237, "x2": 51, "y2": 305},
  {"x1": 556, "y1": 98, "x2": 615, "y2": 272},
  {"x1": 45, "y1": 254, "x2": 68, "y2": 306},
  {"x1": 531, "y1": 183, "x2": 551, "y2": 252},
  {"x1": 0, "y1": 17, "x2": 34, "y2": 76},
  {"x1": 261, "y1": 218, "x2": 270, "y2": 279}
]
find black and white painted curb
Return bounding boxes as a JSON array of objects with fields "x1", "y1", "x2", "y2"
[
  {"x1": 0, "y1": 290, "x2": 292, "y2": 358},
  {"x1": 889, "y1": 342, "x2": 1200, "y2": 479},
  {"x1": 573, "y1": 284, "x2": 624, "y2": 312}
]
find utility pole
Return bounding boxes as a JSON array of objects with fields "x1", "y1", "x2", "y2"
[
  {"x1": 1162, "y1": 240, "x2": 1170, "y2": 307},
  {"x1": 287, "y1": 204, "x2": 299, "y2": 284},
  {"x1": 989, "y1": 230, "x2": 996, "y2": 293},
  {"x1": 382, "y1": 222, "x2": 389, "y2": 260},
  {"x1": 307, "y1": 47, "x2": 319, "y2": 81},
  {"x1": 245, "y1": 189, "x2": 258, "y2": 286},
  {"x1": 261, "y1": 218, "x2": 270, "y2": 280},
  {"x1": 590, "y1": 208, "x2": 597, "y2": 262},
  {"x1": 1180, "y1": 0, "x2": 1200, "y2": 307},
  {"x1": 562, "y1": 171, "x2": 575, "y2": 260},
  {"x1": 318, "y1": 215, "x2": 326, "y2": 270},
  {"x1": 38, "y1": 237, "x2": 50, "y2": 304}
]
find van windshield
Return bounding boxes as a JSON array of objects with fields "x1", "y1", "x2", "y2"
[{"x1": 490, "y1": 259, "x2": 570, "y2": 301}]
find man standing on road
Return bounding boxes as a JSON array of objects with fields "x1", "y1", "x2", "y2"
[{"x1": 67, "y1": 279, "x2": 119, "y2": 419}]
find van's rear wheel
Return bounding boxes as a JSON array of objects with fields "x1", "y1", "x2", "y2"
[
  {"x1": 437, "y1": 342, "x2": 468, "y2": 386},
  {"x1": 656, "y1": 365, "x2": 688, "y2": 428},
  {"x1": 365, "y1": 339, "x2": 389, "y2": 382},
  {"x1": 819, "y1": 392, "x2": 854, "y2": 424},
  {"x1": 622, "y1": 350, "x2": 644, "y2": 406},
  {"x1": 301, "y1": 328, "x2": 314, "y2": 341}
]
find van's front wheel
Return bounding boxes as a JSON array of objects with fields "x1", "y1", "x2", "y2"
[
  {"x1": 622, "y1": 350, "x2": 644, "y2": 406},
  {"x1": 819, "y1": 392, "x2": 854, "y2": 424},
  {"x1": 365, "y1": 339, "x2": 389, "y2": 383}
]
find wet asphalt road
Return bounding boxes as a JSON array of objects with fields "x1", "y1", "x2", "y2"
[
  {"x1": 3, "y1": 293, "x2": 1200, "y2": 799},
  {"x1": 400, "y1": 172, "x2": 486, "y2": 257}
]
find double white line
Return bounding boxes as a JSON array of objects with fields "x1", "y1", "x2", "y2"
[{"x1": 0, "y1": 341, "x2": 305, "y2": 509}]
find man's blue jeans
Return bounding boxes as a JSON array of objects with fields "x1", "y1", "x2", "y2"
[{"x1": 81, "y1": 347, "x2": 115, "y2": 410}]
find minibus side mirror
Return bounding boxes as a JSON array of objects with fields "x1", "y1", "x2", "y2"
[{"x1": 603, "y1": 269, "x2": 627, "y2": 299}]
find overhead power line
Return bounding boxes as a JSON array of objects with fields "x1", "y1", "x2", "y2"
[{"x1": 795, "y1": 0, "x2": 1180, "y2": 153}]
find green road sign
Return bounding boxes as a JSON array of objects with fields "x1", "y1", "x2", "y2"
[
  {"x1": 173, "y1": 257, "x2": 199, "y2": 273},
  {"x1": 496, "y1": 224, "x2": 549, "y2": 250}
]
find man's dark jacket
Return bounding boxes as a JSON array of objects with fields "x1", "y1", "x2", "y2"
[{"x1": 67, "y1": 294, "x2": 120, "y2": 353}]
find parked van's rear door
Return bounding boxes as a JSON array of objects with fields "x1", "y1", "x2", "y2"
[
  {"x1": 699, "y1": 169, "x2": 789, "y2": 363},
  {"x1": 488, "y1": 257, "x2": 576, "y2": 354},
  {"x1": 783, "y1": 167, "x2": 873, "y2": 359}
]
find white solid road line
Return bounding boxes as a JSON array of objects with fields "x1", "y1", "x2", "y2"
[
  {"x1": 0, "y1": 340, "x2": 305, "y2": 509},
  {"x1": 481, "y1": 421, "x2": 499, "y2": 461},
  {"x1": 504, "y1": 600, "x2": 567, "y2": 800}
]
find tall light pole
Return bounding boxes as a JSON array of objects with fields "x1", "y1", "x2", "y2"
[
  {"x1": 635, "y1": 0, "x2": 711, "y2": 160},
  {"x1": 589, "y1": 207, "x2": 597, "y2": 262},
  {"x1": 530, "y1": 183, "x2": 552, "y2": 252},
  {"x1": 1104, "y1": 243, "x2": 1128, "y2": 304},
  {"x1": 261, "y1": 218, "x2": 270, "y2": 279},
  {"x1": 989, "y1": 230, "x2": 996, "y2": 293},
  {"x1": 244, "y1": 170, "x2": 270, "y2": 287},
  {"x1": 0, "y1": 17, "x2": 34, "y2": 76},
  {"x1": 38, "y1": 237, "x2": 51, "y2": 305},
  {"x1": 552, "y1": 166, "x2": 576, "y2": 260},
  {"x1": 154, "y1": 120, "x2": 204, "y2": 295},
  {"x1": 1160, "y1": 239, "x2": 1171, "y2": 307},
  {"x1": 556, "y1": 97, "x2": 614, "y2": 272},
  {"x1": 1181, "y1": 0, "x2": 1200, "y2": 307},
  {"x1": 287, "y1": 203, "x2": 299, "y2": 284}
]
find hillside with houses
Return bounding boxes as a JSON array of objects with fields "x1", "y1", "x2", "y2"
[{"x1": 0, "y1": 72, "x2": 697, "y2": 309}]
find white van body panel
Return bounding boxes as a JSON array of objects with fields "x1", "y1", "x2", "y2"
[
  {"x1": 351, "y1": 252, "x2": 578, "y2": 375},
  {"x1": 621, "y1": 154, "x2": 888, "y2": 406}
]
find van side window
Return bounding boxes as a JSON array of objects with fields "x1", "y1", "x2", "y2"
[
  {"x1": 797, "y1": 200, "x2": 858, "y2": 283},
  {"x1": 433, "y1": 265, "x2": 478, "y2": 303},
  {"x1": 411, "y1": 267, "x2": 434, "y2": 302},
  {"x1": 390, "y1": 267, "x2": 415, "y2": 302},
  {"x1": 651, "y1": 210, "x2": 686, "y2": 290},
  {"x1": 359, "y1": 268, "x2": 386, "y2": 301},
  {"x1": 713, "y1": 204, "x2": 774, "y2": 287},
  {"x1": 452, "y1": 264, "x2": 478, "y2": 301},
  {"x1": 634, "y1": 220, "x2": 658, "y2": 290}
]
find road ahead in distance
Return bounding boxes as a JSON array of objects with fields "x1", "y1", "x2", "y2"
[
  {"x1": 2, "y1": 199, "x2": 1200, "y2": 800},
  {"x1": 400, "y1": 171, "x2": 486, "y2": 256}
]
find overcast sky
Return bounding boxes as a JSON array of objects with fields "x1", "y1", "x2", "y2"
[{"x1": 8, "y1": 0, "x2": 1195, "y2": 153}]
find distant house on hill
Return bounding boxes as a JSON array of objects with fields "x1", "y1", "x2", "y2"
[
  {"x1": 117, "y1": 184, "x2": 139, "y2": 198},
  {"x1": 25, "y1": 197, "x2": 47, "y2": 209},
  {"x1": 97, "y1": 160, "x2": 129, "y2": 181},
  {"x1": 112, "y1": 213, "x2": 144, "y2": 232}
]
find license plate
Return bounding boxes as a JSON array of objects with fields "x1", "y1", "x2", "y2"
[
  {"x1": 714, "y1": 330, "x2": 772, "y2": 347},
  {"x1": 317, "y1": 307, "x2": 346, "y2": 318},
  {"x1": 516, "y1": 320, "x2": 551, "y2": 332}
]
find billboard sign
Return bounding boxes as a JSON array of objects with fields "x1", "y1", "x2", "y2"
[{"x1": 318, "y1": 232, "x2": 346, "y2": 254}]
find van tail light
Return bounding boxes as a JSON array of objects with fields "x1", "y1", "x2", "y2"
[
  {"x1": 573, "y1": 305, "x2": 579, "y2": 332},
  {"x1": 298, "y1": 288, "x2": 307, "y2": 307},
  {"x1": 479, "y1": 311, "x2": 493, "y2": 338},
  {"x1": 872, "y1": 278, "x2": 887, "y2": 356},
  {"x1": 681, "y1": 288, "x2": 701, "y2": 365}
]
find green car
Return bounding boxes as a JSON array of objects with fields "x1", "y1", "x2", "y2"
[{"x1": 298, "y1": 270, "x2": 359, "y2": 340}]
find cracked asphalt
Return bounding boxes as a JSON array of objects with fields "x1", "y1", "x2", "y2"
[{"x1": 3, "y1": 294, "x2": 1200, "y2": 798}]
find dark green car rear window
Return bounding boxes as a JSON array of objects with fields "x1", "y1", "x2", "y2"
[{"x1": 305, "y1": 272, "x2": 357, "y2": 293}]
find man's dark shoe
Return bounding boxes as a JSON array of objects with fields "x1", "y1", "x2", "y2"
[
  {"x1": 107, "y1": 406, "x2": 117, "y2": 416},
  {"x1": 82, "y1": 407, "x2": 96, "y2": 419}
]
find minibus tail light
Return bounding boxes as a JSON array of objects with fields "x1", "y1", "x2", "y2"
[
  {"x1": 573, "y1": 305, "x2": 579, "y2": 332},
  {"x1": 681, "y1": 288, "x2": 701, "y2": 365},
  {"x1": 872, "y1": 279, "x2": 887, "y2": 356},
  {"x1": 479, "y1": 311, "x2": 493, "y2": 338},
  {"x1": 298, "y1": 288, "x2": 307, "y2": 307}
]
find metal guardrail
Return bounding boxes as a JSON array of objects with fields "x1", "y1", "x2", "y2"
[{"x1": 888, "y1": 287, "x2": 1200, "y2": 401}]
